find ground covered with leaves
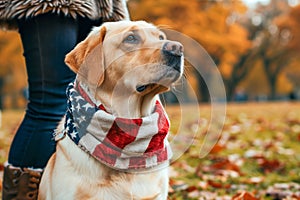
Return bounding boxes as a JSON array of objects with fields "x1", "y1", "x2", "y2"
[
  {"x1": 167, "y1": 102, "x2": 300, "y2": 200},
  {"x1": 0, "y1": 102, "x2": 300, "y2": 199}
]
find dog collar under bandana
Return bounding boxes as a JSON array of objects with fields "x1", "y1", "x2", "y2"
[{"x1": 62, "y1": 81, "x2": 172, "y2": 171}]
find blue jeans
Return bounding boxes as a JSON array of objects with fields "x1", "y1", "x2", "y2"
[{"x1": 8, "y1": 14, "x2": 102, "y2": 168}]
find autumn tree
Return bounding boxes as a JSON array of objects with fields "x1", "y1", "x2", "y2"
[
  {"x1": 0, "y1": 31, "x2": 26, "y2": 108},
  {"x1": 244, "y1": 0, "x2": 295, "y2": 100},
  {"x1": 128, "y1": 0, "x2": 250, "y2": 102},
  {"x1": 281, "y1": 4, "x2": 300, "y2": 97}
]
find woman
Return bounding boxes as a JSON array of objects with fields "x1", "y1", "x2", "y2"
[{"x1": 0, "y1": 1, "x2": 129, "y2": 199}]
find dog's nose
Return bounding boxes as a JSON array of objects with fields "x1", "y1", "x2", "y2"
[{"x1": 162, "y1": 41, "x2": 183, "y2": 57}]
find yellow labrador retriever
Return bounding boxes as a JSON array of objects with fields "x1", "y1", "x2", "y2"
[{"x1": 38, "y1": 20, "x2": 184, "y2": 200}]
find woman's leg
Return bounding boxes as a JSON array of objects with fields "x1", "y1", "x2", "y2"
[
  {"x1": 3, "y1": 14, "x2": 77, "y2": 200},
  {"x1": 2, "y1": 14, "x2": 102, "y2": 200},
  {"x1": 7, "y1": 14, "x2": 77, "y2": 168}
]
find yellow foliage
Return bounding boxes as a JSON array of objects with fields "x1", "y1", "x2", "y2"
[
  {"x1": 0, "y1": 30, "x2": 27, "y2": 92},
  {"x1": 128, "y1": 0, "x2": 250, "y2": 80},
  {"x1": 220, "y1": 62, "x2": 232, "y2": 79},
  {"x1": 277, "y1": 73, "x2": 293, "y2": 94},
  {"x1": 240, "y1": 61, "x2": 269, "y2": 97}
]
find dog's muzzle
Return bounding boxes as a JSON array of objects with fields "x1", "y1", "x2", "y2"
[
  {"x1": 162, "y1": 41, "x2": 184, "y2": 72},
  {"x1": 136, "y1": 41, "x2": 184, "y2": 93}
]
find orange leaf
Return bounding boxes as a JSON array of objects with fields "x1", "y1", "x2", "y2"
[
  {"x1": 211, "y1": 158, "x2": 241, "y2": 173},
  {"x1": 232, "y1": 191, "x2": 258, "y2": 200},
  {"x1": 209, "y1": 144, "x2": 224, "y2": 154},
  {"x1": 207, "y1": 180, "x2": 223, "y2": 189}
]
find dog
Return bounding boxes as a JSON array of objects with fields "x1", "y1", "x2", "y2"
[{"x1": 38, "y1": 20, "x2": 184, "y2": 200}]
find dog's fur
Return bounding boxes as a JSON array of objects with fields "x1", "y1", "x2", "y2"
[{"x1": 38, "y1": 21, "x2": 184, "y2": 200}]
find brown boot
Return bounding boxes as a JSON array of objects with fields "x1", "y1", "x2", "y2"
[{"x1": 2, "y1": 163, "x2": 43, "y2": 200}]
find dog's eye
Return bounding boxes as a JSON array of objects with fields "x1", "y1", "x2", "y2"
[
  {"x1": 159, "y1": 35, "x2": 165, "y2": 40},
  {"x1": 124, "y1": 34, "x2": 139, "y2": 43}
]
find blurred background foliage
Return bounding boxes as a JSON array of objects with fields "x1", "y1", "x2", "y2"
[
  {"x1": 0, "y1": 31, "x2": 26, "y2": 109},
  {"x1": 0, "y1": 0, "x2": 300, "y2": 108}
]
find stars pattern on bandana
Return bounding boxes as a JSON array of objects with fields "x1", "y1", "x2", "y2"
[
  {"x1": 63, "y1": 81, "x2": 172, "y2": 170},
  {"x1": 65, "y1": 82, "x2": 96, "y2": 144}
]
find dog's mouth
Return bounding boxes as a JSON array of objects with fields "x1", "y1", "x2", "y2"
[
  {"x1": 135, "y1": 65, "x2": 183, "y2": 93},
  {"x1": 136, "y1": 84, "x2": 157, "y2": 93}
]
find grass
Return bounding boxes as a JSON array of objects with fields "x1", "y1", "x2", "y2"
[
  {"x1": 0, "y1": 102, "x2": 300, "y2": 199},
  {"x1": 166, "y1": 102, "x2": 300, "y2": 199}
]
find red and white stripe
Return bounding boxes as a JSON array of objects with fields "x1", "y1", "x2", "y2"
[{"x1": 74, "y1": 83, "x2": 172, "y2": 170}]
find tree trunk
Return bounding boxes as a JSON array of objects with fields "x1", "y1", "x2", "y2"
[
  {"x1": 0, "y1": 78, "x2": 3, "y2": 110},
  {"x1": 196, "y1": 72, "x2": 210, "y2": 102},
  {"x1": 269, "y1": 77, "x2": 277, "y2": 100},
  {"x1": 226, "y1": 79, "x2": 235, "y2": 101}
]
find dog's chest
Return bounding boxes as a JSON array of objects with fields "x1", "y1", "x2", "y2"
[
  {"x1": 82, "y1": 174, "x2": 168, "y2": 200},
  {"x1": 57, "y1": 136, "x2": 169, "y2": 200}
]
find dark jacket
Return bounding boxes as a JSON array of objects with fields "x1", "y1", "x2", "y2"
[{"x1": 0, "y1": 0, "x2": 129, "y2": 29}]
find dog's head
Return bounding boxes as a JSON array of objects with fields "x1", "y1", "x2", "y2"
[{"x1": 65, "y1": 20, "x2": 184, "y2": 99}]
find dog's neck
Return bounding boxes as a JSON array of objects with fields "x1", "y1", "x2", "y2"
[{"x1": 94, "y1": 86, "x2": 160, "y2": 118}]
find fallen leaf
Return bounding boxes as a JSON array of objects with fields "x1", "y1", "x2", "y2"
[
  {"x1": 186, "y1": 186, "x2": 197, "y2": 193},
  {"x1": 187, "y1": 190, "x2": 200, "y2": 198},
  {"x1": 169, "y1": 179, "x2": 189, "y2": 192},
  {"x1": 198, "y1": 181, "x2": 209, "y2": 190},
  {"x1": 257, "y1": 158, "x2": 284, "y2": 173},
  {"x1": 248, "y1": 177, "x2": 264, "y2": 184},
  {"x1": 210, "y1": 158, "x2": 241, "y2": 174},
  {"x1": 207, "y1": 180, "x2": 231, "y2": 189},
  {"x1": 266, "y1": 182, "x2": 300, "y2": 200},
  {"x1": 209, "y1": 143, "x2": 225, "y2": 154},
  {"x1": 208, "y1": 180, "x2": 223, "y2": 188},
  {"x1": 232, "y1": 191, "x2": 258, "y2": 200},
  {"x1": 198, "y1": 191, "x2": 217, "y2": 199},
  {"x1": 215, "y1": 169, "x2": 240, "y2": 179},
  {"x1": 230, "y1": 125, "x2": 242, "y2": 134},
  {"x1": 290, "y1": 195, "x2": 300, "y2": 200}
]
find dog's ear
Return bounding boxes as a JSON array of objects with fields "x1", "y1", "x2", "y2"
[{"x1": 65, "y1": 26, "x2": 107, "y2": 86}]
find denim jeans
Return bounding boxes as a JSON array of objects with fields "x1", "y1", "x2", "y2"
[{"x1": 8, "y1": 14, "x2": 102, "y2": 168}]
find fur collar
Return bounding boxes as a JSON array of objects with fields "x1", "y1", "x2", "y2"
[{"x1": 0, "y1": 0, "x2": 129, "y2": 30}]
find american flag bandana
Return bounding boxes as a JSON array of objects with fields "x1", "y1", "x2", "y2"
[{"x1": 62, "y1": 81, "x2": 172, "y2": 171}]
